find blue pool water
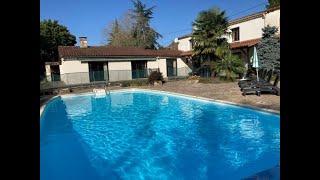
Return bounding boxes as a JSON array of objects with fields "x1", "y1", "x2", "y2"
[{"x1": 40, "y1": 90, "x2": 280, "y2": 180}]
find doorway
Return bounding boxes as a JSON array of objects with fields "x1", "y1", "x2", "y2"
[
  {"x1": 166, "y1": 59, "x2": 177, "y2": 77},
  {"x1": 50, "y1": 65, "x2": 61, "y2": 81},
  {"x1": 88, "y1": 62, "x2": 107, "y2": 82}
]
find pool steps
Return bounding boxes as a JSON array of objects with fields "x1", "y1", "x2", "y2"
[{"x1": 93, "y1": 88, "x2": 110, "y2": 98}]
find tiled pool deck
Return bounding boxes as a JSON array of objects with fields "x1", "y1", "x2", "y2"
[{"x1": 41, "y1": 80, "x2": 279, "y2": 112}]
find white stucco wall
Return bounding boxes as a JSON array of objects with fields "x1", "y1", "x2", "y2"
[
  {"x1": 177, "y1": 37, "x2": 192, "y2": 51},
  {"x1": 108, "y1": 61, "x2": 132, "y2": 81},
  {"x1": 227, "y1": 17, "x2": 265, "y2": 43},
  {"x1": 45, "y1": 65, "x2": 51, "y2": 81},
  {"x1": 59, "y1": 60, "x2": 89, "y2": 74},
  {"x1": 58, "y1": 60, "x2": 90, "y2": 85},
  {"x1": 157, "y1": 58, "x2": 167, "y2": 78},
  {"x1": 177, "y1": 58, "x2": 192, "y2": 76},
  {"x1": 147, "y1": 61, "x2": 159, "y2": 69},
  {"x1": 227, "y1": 9, "x2": 280, "y2": 43},
  {"x1": 265, "y1": 9, "x2": 280, "y2": 34}
]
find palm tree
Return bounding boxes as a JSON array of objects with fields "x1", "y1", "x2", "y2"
[
  {"x1": 192, "y1": 7, "x2": 229, "y2": 59},
  {"x1": 215, "y1": 52, "x2": 245, "y2": 81}
]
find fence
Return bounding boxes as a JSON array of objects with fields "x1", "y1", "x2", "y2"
[{"x1": 41, "y1": 67, "x2": 191, "y2": 90}]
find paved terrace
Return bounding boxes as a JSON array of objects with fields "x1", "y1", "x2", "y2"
[
  {"x1": 41, "y1": 80, "x2": 279, "y2": 111},
  {"x1": 146, "y1": 80, "x2": 280, "y2": 111}
]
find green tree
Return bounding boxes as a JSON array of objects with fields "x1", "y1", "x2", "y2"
[
  {"x1": 191, "y1": 7, "x2": 229, "y2": 59},
  {"x1": 40, "y1": 20, "x2": 76, "y2": 77},
  {"x1": 107, "y1": 18, "x2": 134, "y2": 47},
  {"x1": 256, "y1": 26, "x2": 280, "y2": 72},
  {"x1": 130, "y1": 0, "x2": 162, "y2": 49},
  {"x1": 105, "y1": 0, "x2": 161, "y2": 49},
  {"x1": 266, "y1": 0, "x2": 280, "y2": 8},
  {"x1": 215, "y1": 52, "x2": 245, "y2": 81}
]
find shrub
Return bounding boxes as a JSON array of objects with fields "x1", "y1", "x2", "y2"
[
  {"x1": 130, "y1": 79, "x2": 148, "y2": 86},
  {"x1": 148, "y1": 71, "x2": 164, "y2": 84},
  {"x1": 187, "y1": 75, "x2": 200, "y2": 80},
  {"x1": 121, "y1": 81, "x2": 131, "y2": 87}
]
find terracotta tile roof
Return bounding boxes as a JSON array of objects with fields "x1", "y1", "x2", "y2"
[
  {"x1": 230, "y1": 38, "x2": 261, "y2": 49},
  {"x1": 228, "y1": 6, "x2": 280, "y2": 26},
  {"x1": 58, "y1": 46, "x2": 183, "y2": 58},
  {"x1": 177, "y1": 34, "x2": 192, "y2": 40},
  {"x1": 180, "y1": 51, "x2": 193, "y2": 56}
]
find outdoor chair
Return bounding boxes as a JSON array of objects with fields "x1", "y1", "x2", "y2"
[
  {"x1": 241, "y1": 73, "x2": 280, "y2": 96},
  {"x1": 239, "y1": 70, "x2": 273, "y2": 89}
]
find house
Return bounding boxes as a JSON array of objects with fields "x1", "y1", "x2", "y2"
[
  {"x1": 44, "y1": 37, "x2": 191, "y2": 86},
  {"x1": 175, "y1": 6, "x2": 280, "y2": 71}
]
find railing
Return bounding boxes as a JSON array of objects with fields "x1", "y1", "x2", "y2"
[{"x1": 40, "y1": 67, "x2": 191, "y2": 90}]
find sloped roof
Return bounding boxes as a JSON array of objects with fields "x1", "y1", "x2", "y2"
[
  {"x1": 58, "y1": 46, "x2": 183, "y2": 58},
  {"x1": 228, "y1": 6, "x2": 280, "y2": 26},
  {"x1": 230, "y1": 38, "x2": 261, "y2": 49}
]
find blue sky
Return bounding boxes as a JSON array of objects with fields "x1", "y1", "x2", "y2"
[{"x1": 40, "y1": 0, "x2": 268, "y2": 46}]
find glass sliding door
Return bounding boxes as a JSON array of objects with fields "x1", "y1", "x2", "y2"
[
  {"x1": 88, "y1": 62, "x2": 107, "y2": 82},
  {"x1": 166, "y1": 59, "x2": 177, "y2": 77},
  {"x1": 131, "y1": 61, "x2": 147, "y2": 79},
  {"x1": 50, "y1": 65, "x2": 61, "y2": 81}
]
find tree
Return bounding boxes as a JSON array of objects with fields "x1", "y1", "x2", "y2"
[
  {"x1": 266, "y1": 0, "x2": 280, "y2": 9},
  {"x1": 107, "y1": 17, "x2": 135, "y2": 47},
  {"x1": 104, "y1": 0, "x2": 161, "y2": 49},
  {"x1": 105, "y1": 12, "x2": 137, "y2": 47},
  {"x1": 215, "y1": 51, "x2": 245, "y2": 81},
  {"x1": 40, "y1": 20, "x2": 76, "y2": 77},
  {"x1": 130, "y1": 0, "x2": 162, "y2": 49},
  {"x1": 256, "y1": 26, "x2": 280, "y2": 72},
  {"x1": 191, "y1": 7, "x2": 229, "y2": 59}
]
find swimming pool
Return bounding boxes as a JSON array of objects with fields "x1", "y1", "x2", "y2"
[{"x1": 40, "y1": 89, "x2": 280, "y2": 180}]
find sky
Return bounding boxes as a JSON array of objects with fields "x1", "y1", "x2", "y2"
[{"x1": 40, "y1": 0, "x2": 268, "y2": 46}]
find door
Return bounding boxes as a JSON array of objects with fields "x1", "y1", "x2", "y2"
[
  {"x1": 89, "y1": 62, "x2": 106, "y2": 82},
  {"x1": 50, "y1": 65, "x2": 61, "y2": 81},
  {"x1": 131, "y1": 61, "x2": 147, "y2": 79},
  {"x1": 166, "y1": 59, "x2": 177, "y2": 77}
]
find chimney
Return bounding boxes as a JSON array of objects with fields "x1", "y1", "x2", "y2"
[{"x1": 79, "y1": 37, "x2": 88, "y2": 48}]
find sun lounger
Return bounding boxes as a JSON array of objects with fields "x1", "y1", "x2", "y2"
[{"x1": 241, "y1": 73, "x2": 280, "y2": 96}]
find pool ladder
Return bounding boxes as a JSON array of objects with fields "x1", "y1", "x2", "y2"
[{"x1": 105, "y1": 83, "x2": 110, "y2": 95}]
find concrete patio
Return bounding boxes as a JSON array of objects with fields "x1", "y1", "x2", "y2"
[{"x1": 41, "y1": 80, "x2": 280, "y2": 111}]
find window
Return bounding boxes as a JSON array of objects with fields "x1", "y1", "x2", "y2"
[
  {"x1": 189, "y1": 39, "x2": 194, "y2": 49},
  {"x1": 131, "y1": 61, "x2": 147, "y2": 79},
  {"x1": 231, "y1": 27, "x2": 240, "y2": 42}
]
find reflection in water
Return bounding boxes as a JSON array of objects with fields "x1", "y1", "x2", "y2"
[{"x1": 41, "y1": 92, "x2": 280, "y2": 179}]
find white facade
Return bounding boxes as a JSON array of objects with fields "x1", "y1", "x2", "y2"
[
  {"x1": 45, "y1": 57, "x2": 191, "y2": 85},
  {"x1": 108, "y1": 61, "x2": 132, "y2": 81},
  {"x1": 176, "y1": 8, "x2": 280, "y2": 50},
  {"x1": 59, "y1": 60, "x2": 89, "y2": 74},
  {"x1": 227, "y1": 17, "x2": 265, "y2": 43},
  {"x1": 227, "y1": 8, "x2": 280, "y2": 43},
  {"x1": 177, "y1": 37, "x2": 192, "y2": 52}
]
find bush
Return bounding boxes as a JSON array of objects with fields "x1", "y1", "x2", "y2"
[
  {"x1": 187, "y1": 75, "x2": 200, "y2": 80},
  {"x1": 148, "y1": 71, "x2": 164, "y2": 84},
  {"x1": 130, "y1": 79, "x2": 148, "y2": 86},
  {"x1": 121, "y1": 81, "x2": 131, "y2": 87}
]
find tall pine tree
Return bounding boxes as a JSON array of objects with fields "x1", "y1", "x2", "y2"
[{"x1": 256, "y1": 26, "x2": 280, "y2": 72}]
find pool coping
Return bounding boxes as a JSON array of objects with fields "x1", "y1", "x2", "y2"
[
  {"x1": 130, "y1": 88, "x2": 280, "y2": 115},
  {"x1": 40, "y1": 88, "x2": 280, "y2": 116}
]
